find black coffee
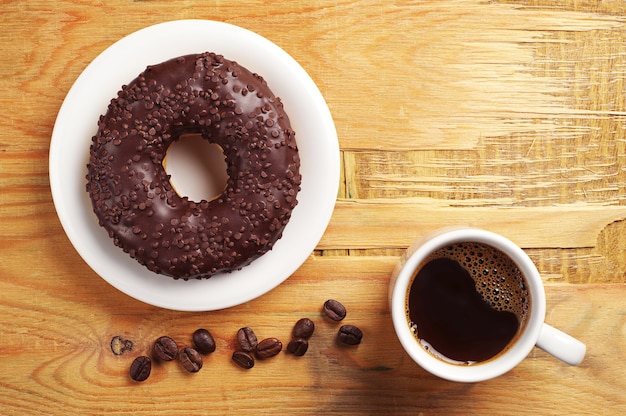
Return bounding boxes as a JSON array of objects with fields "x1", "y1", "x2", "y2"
[{"x1": 406, "y1": 242, "x2": 529, "y2": 364}]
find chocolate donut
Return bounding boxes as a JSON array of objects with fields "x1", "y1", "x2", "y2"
[{"x1": 86, "y1": 52, "x2": 301, "y2": 280}]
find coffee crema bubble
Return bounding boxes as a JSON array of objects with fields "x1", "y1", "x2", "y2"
[{"x1": 406, "y1": 242, "x2": 530, "y2": 365}]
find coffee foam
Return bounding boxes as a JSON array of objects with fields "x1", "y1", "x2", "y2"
[{"x1": 426, "y1": 242, "x2": 530, "y2": 322}]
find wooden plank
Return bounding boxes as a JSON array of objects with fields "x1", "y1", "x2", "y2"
[
  {"x1": 321, "y1": 1, "x2": 626, "y2": 151},
  {"x1": 320, "y1": 198, "x2": 626, "y2": 250},
  {"x1": 0, "y1": 255, "x2": 623, "y2": 414}
]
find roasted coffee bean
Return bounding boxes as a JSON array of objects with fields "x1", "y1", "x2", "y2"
[
  {"x1": 237, "y1": 327, "x2": 258, "y2": 352},
  {"x1": 153, "y1": 336, "x2": 178, "y2": 361},
  {"x1": 232, "y1": 351, "x2": 255, "y2": 369},
  {"x1": 110, "y1": 335, "x2": 133, "y2": 355},
  {"x1": 192, "y1": 328, "x2": 216, "y2": 355},
  {"x1": 337, "y1": 325, "x2": 363, "y2": 346},
  {"x1": 178, "y1": 347, "x2": 203, "y2": 373},
  {"x1": 256, "y1": 337, "x2": 283, "y2": 359},
  {"x1": 287, "y1": 338, "x2": 309, "y2": 356},
  {"x1": 323, "y1": 299, "x2": 347, "y2": 321},
  {"x1": 129, "y1": 356, "x2": 151, "y2": 382},
  {"x1": 292, "y1": 318, "x2": 315, "y2": 339}
]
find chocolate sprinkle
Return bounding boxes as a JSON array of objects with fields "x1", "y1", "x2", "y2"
[{"x1": 86, "y1": 52, "x2": 301, "y2": 280}]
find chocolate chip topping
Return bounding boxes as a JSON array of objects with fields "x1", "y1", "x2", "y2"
[{"x1": 86, "y1": 52, "x2": 301, "y2": 280}]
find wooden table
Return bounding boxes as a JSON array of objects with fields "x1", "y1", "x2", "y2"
[{"x1": 2, "y1": 1, "x2": 625, "y2": 414}]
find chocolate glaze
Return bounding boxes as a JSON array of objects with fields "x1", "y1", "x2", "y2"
[{"x1": 86, "y1": 52, "x2": 301, "y2": 280}]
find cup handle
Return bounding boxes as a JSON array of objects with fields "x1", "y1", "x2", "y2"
[{"x1": 536, "y1": 323, "x2": 586, "y2": 365}]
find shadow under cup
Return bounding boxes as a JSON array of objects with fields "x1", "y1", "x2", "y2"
[{"x1": 390, "y1": 229, "x2": 547, "y2": 382}]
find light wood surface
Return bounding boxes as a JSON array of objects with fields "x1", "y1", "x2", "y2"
[{"x1": 2, "y1": 0, "x2": 626, "y2": 414}]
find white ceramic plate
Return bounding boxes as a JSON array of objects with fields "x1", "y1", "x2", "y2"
[{"x1": 49, "y1": 20, "x2": 339, "y2": 311}]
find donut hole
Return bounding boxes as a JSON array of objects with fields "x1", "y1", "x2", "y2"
[{"x1": 163, "y1": 133, "x2": 229, "y2": 203}]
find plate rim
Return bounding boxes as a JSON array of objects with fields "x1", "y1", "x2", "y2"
[{"x1": 49, "y1": 19, "x2": 339, "y2": 311}]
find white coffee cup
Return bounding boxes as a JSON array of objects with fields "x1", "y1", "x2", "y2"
[{"x1": 389, "y1": 227, "x2": 586, "y2": 382}]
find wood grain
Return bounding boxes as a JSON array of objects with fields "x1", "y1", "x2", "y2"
[
  {"x1": 1, "y1": 254, "x2": 624, "y2": 414},
  {"x1": 2, "y1": 0, "x2": 626, "y2": 414}
]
